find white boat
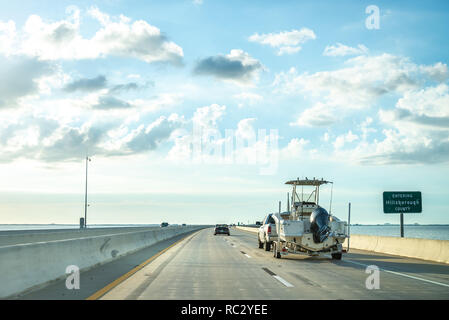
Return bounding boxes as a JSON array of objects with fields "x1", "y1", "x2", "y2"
[{"x1": 271, "y1": 178, "x2": 349, "y2": 260}]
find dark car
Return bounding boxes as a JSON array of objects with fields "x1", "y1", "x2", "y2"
[
  {"x1": 214, "y1": 224, "x2": 230, "y2": 236},
  {"x1": 160, "y1": 222, "x2": 169, "y2": 227}
]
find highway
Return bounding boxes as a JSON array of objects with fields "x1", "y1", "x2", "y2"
[{"x1": 96, "y1": 228, "x2": 449, "y2": 300}]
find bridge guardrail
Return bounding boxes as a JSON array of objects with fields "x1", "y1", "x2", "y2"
[{"x1": 0, "y1": 225, "x2": 206, "y2": 299}]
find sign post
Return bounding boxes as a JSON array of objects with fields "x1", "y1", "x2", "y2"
[{"x1": 383, "y1": 191, "x2": 422, "y2": 238}]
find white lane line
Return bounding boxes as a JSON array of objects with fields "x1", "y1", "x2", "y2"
[
  {"x1": 273, "y1": 275, "x2": 294, "y2": 287},
  {"x1": 339, "y1": 256, "x2": 449, "y2": 288},
  {"x1": 262, "y1": 267, "x2": 295, "y2": 288},
  {"x1": 244, "y1": 254, "x2": 252, "y2": 259}
]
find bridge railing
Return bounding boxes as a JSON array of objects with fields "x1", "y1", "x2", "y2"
[{"x1": 0, "y1": 225, "x2": 206, "y2": 299}]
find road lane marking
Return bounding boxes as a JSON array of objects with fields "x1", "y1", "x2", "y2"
[
  {"x1": 262, "y1": 267, "x2": 276, "y2": 276},
  {"x1": 273, "y1": 275, "x2": 294, "y2": 287},
  {"x1": 262, "y1": 267, "x2": 294, "y2": 288},
  {"x1": 240, "y1": 250, "x2": 251, "y2": 259},
  {"x1": 338, "y1": 257, "x2": 449, "y2": 289},
  {"x1": 86, "y1": 232, "x2": 197, "y2": 300}
]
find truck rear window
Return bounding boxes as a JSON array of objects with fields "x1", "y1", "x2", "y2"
[{"x1": 266, "y1": 215, "x2": 275, "y2": 224}]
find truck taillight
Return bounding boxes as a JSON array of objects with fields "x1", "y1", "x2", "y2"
[{"x1": 268, "y1": 225, "x2": 271, "y2": 233}]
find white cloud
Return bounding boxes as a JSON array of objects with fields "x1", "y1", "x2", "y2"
[
  {"x1": 291, "y1": 102, "x2": 339, "y2": 127},
  {"x1": 333, "y1": 131, "x2": 358, "y2": 150},
  {"x1": 167, "y1": 104, "x2": 227, "y2": 163},
  {"x1": 0, "y1": 20, "x2": 16, "y2": 55},
  {"x1": 419, "y1": 62, "x2": 449, "y2": 82},
  {"x1": 192, "y1": 104, "x2": 226, "y2": 128},
  {"x1": 276, "y1": 54, "x2": 448, "y2": 127},
  {"x1": 281, "y1": 138, "x2": 310, "y2": 159},
  {"x1": 396, "y1": 83, "x2": 449, "y2": 117},
  {"x1": 334, "y1": 84, "x2": 449, "y2": 165},
  {"x1": 323, "y1": 43, "x2": 369, "y2": 57},
  {"x1": 2, "y1": 7, "x2": 183, "y2": 64},
  {"x1": 249, "y1": 28, "x2": 316, "y2": 55}
]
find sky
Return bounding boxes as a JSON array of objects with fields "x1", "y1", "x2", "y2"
[{"x1": 0, "y1": 0, "x2": 448, "y2": 225}]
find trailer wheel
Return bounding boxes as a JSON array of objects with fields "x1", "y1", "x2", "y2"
[
  {"x1": 331, "y1": 252, "x2": 342, "y2": 260},
  {"x1": 264, "y1": 241, "x2": 271, "y2": 252},
  {"x1": 273, "y1": 242, "x2": 281, "y2": 259},
  {"x1": 258, "y1": 239, "x2": 264, "y2": 249}
]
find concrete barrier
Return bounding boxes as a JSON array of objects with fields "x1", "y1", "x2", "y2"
[
  {"x1": 344, "y1": 235, "x2": 449, "y2": 265},
  {"x1": 0, "y1": 225, "x2": 206, "y2": 298},
  {"x1": 235, "y1": 226, "x2": 258, "y2": 234},
  {"x1": 0, "y1": 226, "x2": 164, "y2": 246},
  {"x1": 236, "y1": 226, "x2": 449, "y2": 265}
]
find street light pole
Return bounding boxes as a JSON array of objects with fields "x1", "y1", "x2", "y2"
[{"x1": 84, "y1": 156, "x2": 91, "y2": 228}]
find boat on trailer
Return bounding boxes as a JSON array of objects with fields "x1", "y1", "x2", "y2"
[{"x1": 271, "y1": 178, "x2": 349, "y2": 260}]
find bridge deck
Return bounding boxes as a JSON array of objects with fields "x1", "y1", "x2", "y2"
[{"x1": 17, "y1": 228, "x2": 449, "y2": 300}]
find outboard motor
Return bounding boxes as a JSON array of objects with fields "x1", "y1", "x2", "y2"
[{"x1": 310, "y1": 207, "x2": 330, "y2": 243}]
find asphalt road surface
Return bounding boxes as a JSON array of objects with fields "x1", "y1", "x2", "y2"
[{"x1": 98, "y1": 228, "x2": 449, "y2": 300}]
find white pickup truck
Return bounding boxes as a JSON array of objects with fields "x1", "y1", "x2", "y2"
[{"x1": 258, "y1": 213, "x2": 278, "y2": 251}]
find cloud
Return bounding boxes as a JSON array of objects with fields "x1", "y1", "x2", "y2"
[
  {"x1": 193, "y1": 49, "x2": 263, "y2": 85},
  {"x1": 281, "y1": 138, "x2": 310, "y2": 159},
  {"x1": 63, "y1": 74, "x2": 153, "y2": 96},
  {"x1": 396, "y1": 83, "x2": 449, "y2": 117},
  {"x1": 167, "y1": 104, "x2": 226, "y2": 163},
  {"x1": 2, "y1": 6, "x2": 183, "y2": 65},
  {"x1": 92, "y1": 95, "x2": 133, "y2": 110},
  {"x1": 333, "y1": 84, "x2": 449, "y2": 165},
  {"x1": 192, "y1": 104, "x2": 226, "y2": 128},
  {"x1": 323, "y1": 43, "x2": 369, "y2": 57},
  {"x1": 125, "y1": 115, "x2": 184, "y2": 153},
  {"x1": 249, "y1": 29, "x2": 316, "y2": 55},
  {"x1": 109, "y1": 80, "x2": 154, "y2": 94},
  {"x1": 63, "y1": 75, "x2": 107, "y2": 92},
  {"x1": 275, "y1": 54, "x2": 447, "y2": 127},
  {"x1": 109, "y1": 82, "x2": 138, "y2": 93},
  {"x1": 291, "y1": 102, "x2": 338, "y2": 127},
  {"x1": 333, "y1": 131, "x2": 359, "y2": 149},
  {"x1": 0, "y1": 112, "x2": 184, "y2": 162},
  {"x1": 0, "y1": 55, "x2": 54, "y2": 108},
  {"x1": 420, "y1": 62, "x2": 449, "y2": 82},
  {"x1": 0, "y1": 20, "x2": 16, "y2": 55}
]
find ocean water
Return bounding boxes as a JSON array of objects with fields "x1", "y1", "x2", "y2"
[{"x1": 350, "y1": 225, "x2": 449, "y2": 241}]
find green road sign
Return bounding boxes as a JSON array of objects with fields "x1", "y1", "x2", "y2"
[{"x1": 383, "y1": 191, "x2": 422, "y2": 214}]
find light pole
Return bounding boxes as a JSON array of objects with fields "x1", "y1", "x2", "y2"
[{"x1": 84, "y1": 156, "x2": 91, "y2": 228}]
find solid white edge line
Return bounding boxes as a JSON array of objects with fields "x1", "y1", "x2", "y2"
[
  {"x1": 244, "y1": 254, "x2": 251, "y2": 259},
  {"x1": 273, "y1": 275, "x2": 294, "y2": 287},
  {"x1": 339, "y1": 256, "x2": 449, "y2": 288}
]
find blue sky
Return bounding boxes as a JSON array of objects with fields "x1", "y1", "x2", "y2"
[{"x1": 0, "y1": 0, "x2": 448, "y2": 225}]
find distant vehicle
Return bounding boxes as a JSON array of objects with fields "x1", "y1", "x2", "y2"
[
  {"x1": 160, "y1": 222, "x2": 169, "y2": 227},
  {"x1": 258, "y1": 214, "x2": 278, "y2": 251},
  {"x1": 255, "y1": 221, "x2": 262, "y2": 226},
  {"x1": 182, "y1": 224, "x2": 186, "y2": 226},
  {"x1": 214, "y1": 225, "x2": 230, "y2": 236}
]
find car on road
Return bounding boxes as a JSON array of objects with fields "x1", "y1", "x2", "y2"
[
  {"x1": 160, "y1": 222, "x2": 169, "y2": 227},
  {"x1": 214, "y1": 224, "x2": 230, "y2": 236},
  {"x1": 258, "y1": 213, "x2": 278, "y2": 251}
]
